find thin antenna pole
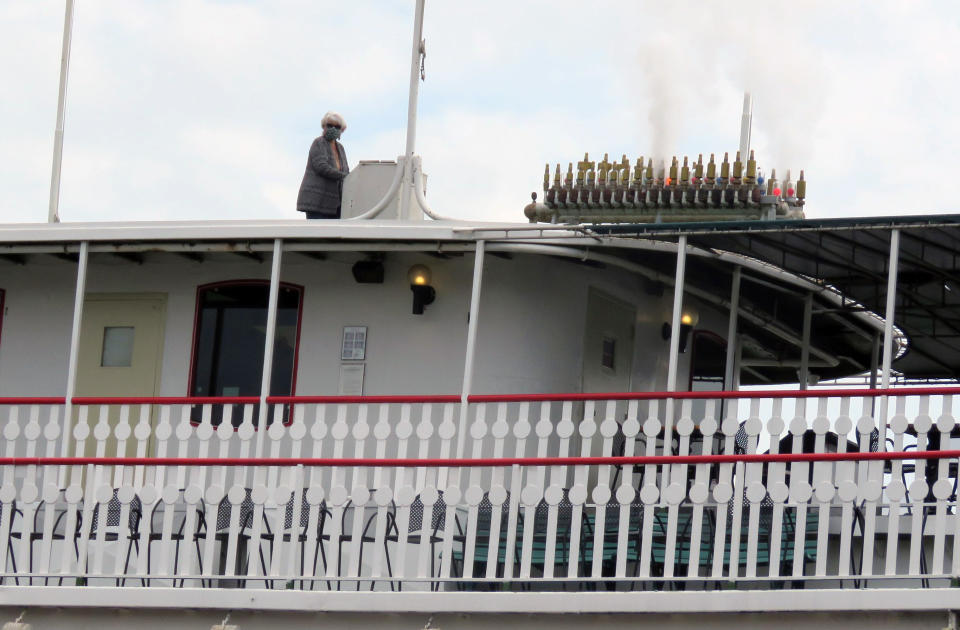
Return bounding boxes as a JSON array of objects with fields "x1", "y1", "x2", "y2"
[
  {"x1": 738, "y1": 92, "x2": 753, "y2": 163},
  {"x1": 723, "y1": 266, "x2": 741, "y2": 391},
  {"x1": 48, "y1": 0, "x2": 76, "y2": 224},
  {"x1": 399, "y1": 0, "x2": 426, "y2": 220}
]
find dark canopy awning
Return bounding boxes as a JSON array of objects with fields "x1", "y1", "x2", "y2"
[{"x1": 597, "y1": 214, "x2": 960, "y2": 382}]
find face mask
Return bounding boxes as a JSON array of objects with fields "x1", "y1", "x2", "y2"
[{"x1": 323, "y1": 127, "x2": 341, "y2": 141}]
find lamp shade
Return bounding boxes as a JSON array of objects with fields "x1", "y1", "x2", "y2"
[{"x1": 408, "y1": 264, "x2": 432, "y2": 286}]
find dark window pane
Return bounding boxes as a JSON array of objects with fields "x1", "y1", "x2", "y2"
[
  {"x1": 190, "y1": 283, "x2": 301, "y2": 426},
  {"x1": 601, "y1": 336, "x2": 616, "y2": 371}
]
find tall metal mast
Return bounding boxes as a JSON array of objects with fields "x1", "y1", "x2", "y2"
[
  {"x1": 399, "y1": 0, "x2": 426, "y2": 220},
  {"x1": 48, "y1": 0, "x2": 76, "y2": 223}
]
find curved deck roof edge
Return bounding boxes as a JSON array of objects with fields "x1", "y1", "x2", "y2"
[
  {"x1": 590, "y1": 212, "x2": 960, "y2": 236},
  {"x1": 2, "y1": 212, "x2": 958, "y2": 244}
]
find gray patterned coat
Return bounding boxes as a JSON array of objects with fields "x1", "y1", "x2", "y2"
[{"x1": 296, "y1": 138, "x2": 349, "y2": 217}]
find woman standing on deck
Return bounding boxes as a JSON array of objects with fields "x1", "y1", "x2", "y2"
[{"x1": 297, "y1": 111, "x2": 349, "y2": 219}]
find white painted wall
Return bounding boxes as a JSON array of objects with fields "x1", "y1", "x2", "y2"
[{"x1": 0, "y1": 249, "x2": 713, "y2": 398}]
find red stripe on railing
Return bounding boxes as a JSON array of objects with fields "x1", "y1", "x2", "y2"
[
  {"x1": 4, "y1": 450, "x2": 960, "y2": 467},
  {"x1": 70, "y1": 396, "x2": 259, "y2": 405},
  {"x1": 468, "y1": 386, "x2": 960, "y2": 403},
  {"x1": 1, "y1": 387, "x2": 959, "y2": 406},
  {"x1": 0, "y1": 397, "x2": 65, "y2": 405},
  {"x1": 267, "y1": 395, "x2": 461, "y2": 404}
]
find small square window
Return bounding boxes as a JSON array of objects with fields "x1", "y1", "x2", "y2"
[
  {"x1": 601, "y1": 336, "x2": 616, "y2": 371},
  {"x1": 101, "y1": 326, "x2": 135, "y2": 367}
]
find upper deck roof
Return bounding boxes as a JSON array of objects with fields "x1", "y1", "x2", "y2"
[
  {"x1": 596, "y1": 213, "x2": 960, "y2": 381},
  {"x1": 1, "y1": 214, "x2": 954, "y2": 382}
]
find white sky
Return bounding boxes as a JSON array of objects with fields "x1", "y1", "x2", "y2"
[{"x1": 2, "y1": 1, "x2": 959, "y2": 224}]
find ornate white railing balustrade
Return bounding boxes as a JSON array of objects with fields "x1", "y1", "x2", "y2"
[{"x1": 0, "y1": 388, "x2": 959, "y2": 590}]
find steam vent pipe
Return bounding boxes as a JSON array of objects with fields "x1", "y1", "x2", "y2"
[{"x1": 739, "y1": 92, "x2": 753, "y2": 164}]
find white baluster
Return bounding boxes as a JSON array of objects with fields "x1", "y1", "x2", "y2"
[
  {"x1": 112, "y1": 485, "x2": 135, "y2": 578},
  {"x1": 539, "y1": 402, "x2": 565, "y2": 580},
  {"x1": 664, "y1": 399, "x2": 694, "y2": 579},
  {"x1": 711, "y1": 401, "x2": 737, "y2": 579},
  {"x1": 934, "y1": 396, "x2": 955, "y2": 574},
  {"x1": 638, "y1": 400, "x2": 662, "y2": 579},
  {"x1": 112, "y1": 405, "x2": 132, "y2": 487},
  {"x1": 742, "y1": 400, "x2": 764, "y2": 579},
  {"x1": 588, "y1": 401, "x2": 616, "y2": 579},
  {"x1": 463, "y1": 404, "x2": 496, "y2": 578},
  {"x1": 304, "y1": 406, "x2": 328, "y2": 584},
  {"x1": 133, "y1": 482, "x2": 156, "y2": 580},
  {"x1": 552, "y1": 402, "x2": 578, "y2": 579},
  {"x1": 177, "y1": 481, "x2": 203, "y2": 587},
  {"x1": 414, "y1": 404, "x2": 433, "y2": 493},
  {"x1": 284, "y1": 409, "x2": 308, "y2": 581},
  {"x1": 133, "y1": 405, "x2": 151, "y2": 488},
  {"x1": 459, "y1": 404, "x2": 487, "y2": 578},
  {"x1": 267, "y1": 404, "x2": 287, "y2": 491},
  {"x1": 415, "y1": 485, "x2": 438, "y2": 582},
  {"x1": 152, "y1": 406, "x2": 172, "y2": 490},
  {"x1": 908, "y1": 396, "x2": 932, "y2": 576},
  {"x1": 858, "y1": 395, "x2": 881, "y2": 578},
  {"x1": 436, "y1": 404, "x2": 456, "y2": 491},
  {"x1": 234, "y1": 405, "x2": 256, "y2": 577},
  {"x1": 0, "y1": 479, "x2": 14, "y2": 581},
  {"x1": 369, "y1": 484, "x2": 393, "y2": 582},
  {"x1": 836, "y1": 398, "x2": 856, "y2": 578},
  {"x1": 345, "y1": 405, "x2": 371, "y2": 581},
  {"x1": 58, "y1": 484, "x2": 82, "y2": 579},
  {"x1": 786, "y1": 398, "x2": 810, "y2": 580},
  {"x1": 91, "y1": 483, "x2": 112, "y2": 577},
  {"x1": 324, "y1": 405, "x2": 350, "y2": 584},
  {"x1": 42, "y1": 406, "x2": 63, "y2": 508},
  {"x1": 36, "y1": 482, "x2": 60, "y2": 577},
  {"x1": 16, "y1": 460, "x2": 39, "y2": 584},
  {"x1": 392, "y1": 405, "x2": 412, "y2": 497},
  {"x1": 813, "y1": 398, "x2": 833, "y2": 579},
  {"x1": 727, "y1": 399, "x2": 748, "y2": 579},
  {"x1": 687, "y1": 399, "x2": 717, "y2": 579},
  {"x1": 0, "y1": 405, "x2": 19, "y2": 580},
  {"x1": 244, "y1": 485, "x2": 268, "y2": 583},
  {"x1": 765, "y1": 400, "x2": 786, "y2": 580},
  {"x1": 885, "y1": 397, "x2": 908, "y2": 576}
]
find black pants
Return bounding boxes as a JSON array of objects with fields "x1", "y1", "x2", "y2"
[{"x1": 305, "y1": 207, "x2": 340, "y2": 220}]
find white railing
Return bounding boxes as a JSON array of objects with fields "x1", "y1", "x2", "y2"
[{"x1": 0, "y1": 388, "x2": 959, "y2": 590}]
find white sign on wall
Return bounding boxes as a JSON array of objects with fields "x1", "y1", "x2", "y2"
[{"x1": 338, "y1": 363, "x2": 365, "y2": 395}]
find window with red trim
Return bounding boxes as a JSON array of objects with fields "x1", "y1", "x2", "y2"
[{"x1": 189, "y1": 282, "x2": 302, "y2": 425}]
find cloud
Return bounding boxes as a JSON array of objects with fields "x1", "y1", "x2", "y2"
[{"x1": 2, "y1": 1, "x2": 960, "y2": 224}]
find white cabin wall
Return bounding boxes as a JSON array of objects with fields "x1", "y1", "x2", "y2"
[
  {"x1": 0, "y1": 260, "x2": 76, "y2": 396},
  {"x1": 0, "y1": 250, "x2": 710, "y2": 399}
]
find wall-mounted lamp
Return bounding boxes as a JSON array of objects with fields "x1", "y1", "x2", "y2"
[
  {"x1": 662, "y1": 307, "x2": 700, "y2": 353},
  {"x1": 408, "y1": 264, "x2": 436, "y2": 315}
]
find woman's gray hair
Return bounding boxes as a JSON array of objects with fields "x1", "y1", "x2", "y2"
[{"x1": 321, "y1": 111, "x2": 347, "y2": 132}]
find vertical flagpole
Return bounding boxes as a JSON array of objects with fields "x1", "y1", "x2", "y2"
[
  {"x1": 49, "y1": 0, "x2": 76, "y2": 223},
  {"x1": 399, "y1": 0, "x2": 426, "y2": 220}
]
